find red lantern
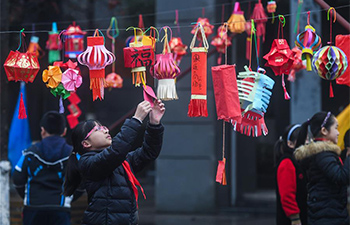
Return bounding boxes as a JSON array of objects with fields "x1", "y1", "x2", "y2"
[
  {"x1": 64, "y1": 22, "x2": 86, "y2": 59},
  {"x1": 123, "y1": 27, "x2": 155, "y2": 87},
  {"x1": 251, "y1": 0, "x2": 267, "y2": 42},
  {"x1": 335, "y1": 34, "x2": 350, "y2": 87},
  {"x1": 46, "y1": 22, "x2": 62, "y2": 63},
  {"x1": 78, "y1": 29, "x2": 115, "y2": 101}
]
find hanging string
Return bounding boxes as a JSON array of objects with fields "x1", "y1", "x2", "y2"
[
  {"x1": 202, "y1": 7, "x2": 205, "y2": 17},
  {"x1": 249, "y1": 20, "x2": 254, "y2": 69},
  {"x1": 277, "y1": 15, "x2": 285, "y2": 39},
  {"x1": 58, "y1": 29, "x2": 66, "y2": 60},
  {"x1": 174, "y1": 9, "x2": 181, "y2": 37},
  {"x1": 222, "y1": 121, "x2": 226, "y2": 160},
  {"x1": 107, "y1": 17, "x2": 119, "y2": 73},
  {"x1": 327, "y1": 7, "x2": 336, "y2": 45},
  {"x1": 221, "y1": 22, "x2": 229, "y2": 65},
  {"x1": 294, "y1": 0, "x2": 303, "y2": 34},
  {"x1": 253, "y1": 21, "x2": 259, "y2": 69},
  {"x1": 16, "y1": 29, "x2": 25, "y2": 51}
]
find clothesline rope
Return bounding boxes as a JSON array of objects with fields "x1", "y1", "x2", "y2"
[{"x1": 0, "y1": 4, "x2": 348, "y2": 34}]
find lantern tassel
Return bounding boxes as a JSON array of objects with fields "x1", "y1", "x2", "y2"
[
  {"x1": 132, "y1": 67, "x2": 146, "y2": 87},
  {"x1": 215, "y1": 158, "x2": 227, "y2": 185},
  {"x1": 18, "y1": 93, "x2": 27, "y2": 119},
  {"x1": 282, "y1": 74, "x2": 290, "y2": 100},
  {"x1": 90, "y1": 69, "x2": 106, "y2": 101},
  {"x1": 157, "y1": 79, "x2": 178, "y2": 101},
  {"x1": 188, "y1": 97, "x2": 208, "y2": 117},
  {"x1": 329, "y1": 82, "x2": 334, "y2": 98}
]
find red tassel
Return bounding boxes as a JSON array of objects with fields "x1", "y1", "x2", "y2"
[
  {"x1": 187, "y1": 99, "x2": 208, "y2": 117},
  {"x1": 282, "y1": 74, "x2": 290, "y2": 100},
  {"x1": 329, "y1": 82, "x2": 334, "y2": 98},
  {"x1": 215, "y1": 158, "x2": 227, "y2": 185},
  {"x1": 246, "y1": 37, "x2": 251, "y2": 60},
  {"x1": 18, "y1": 93, "x2": 27, "y2": 119}
]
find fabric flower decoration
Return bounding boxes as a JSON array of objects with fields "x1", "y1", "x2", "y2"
[
  {"x1": 191, "y1": 17, "x2": 214, "y2": 40},
  {"x1": 61, "y1": 68, "x2": 82, "y2": 92},
  {"x1": 51, "y1": 83, "x2": 71, "y2": 99},
  {"x1": 106, "y1": 72, "x2": 123, "y2": 88},
  {"x1": 42, "y1": 65, "x2": 62, "y2": 88}
]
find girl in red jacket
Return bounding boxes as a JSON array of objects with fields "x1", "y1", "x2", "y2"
[{"x1": 275, "y1": 124, "x2": 308, "y2": 225}]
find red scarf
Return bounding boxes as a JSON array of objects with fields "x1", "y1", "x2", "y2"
[{"x1": 122, "y1": 161, "x2": 146, "y2": 208}]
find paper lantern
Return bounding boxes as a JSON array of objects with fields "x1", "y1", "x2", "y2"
[
  {"x1": 191, "y1": 17, "x2": 214, "y2": 41},
  {"x1": 227, "y1": 2, "x2": 246, "y2": 34},
  {"x1": 46, "y1": 22, "x2": 62, "y2": 63},
  {"x1": 335, "y1": 34, "x2": 350, "y2": 86},
  {"x1": 78, "y1": 29, "x2": 115, "y2": 101},
  {"x1": 4, "y1": 51, "x2": 40, "y2": 83},
  {"x1": 266, "y1": 1, "x2": 277, "y2": 23},
  {"x1": 169, "y1": 37, "x2": 188, "y2": 65},
  {"x1": 188, "y1": 23, "x2": 209, "y2": 117},
  {"x1": 123, "y1": 27, "x2": 155, "y2": 87},
  {"x1": 211, "y1": 24, "x2": 232, "y2": 65},
  {"x1": 211, "y1": 64, "x2": 241, "y2": 123},
  {"x1": 288, "y1": 46, "x2": 305, "y2": 82},
  {"x1": 251, "y1": 0, "x2": 267, "y2": 42},
  {"x1": 150, "y1": 27, "x2": 180, "y2": 101},
  {"x1": 232, "y1": 110, "x2": 268, "y2": 137},
  {"x1": 296, "y1": 24, "x2": 322, "y2": 71},
  {"x1": 64, "y1": 22, "x2": 86, "y2": 58}
]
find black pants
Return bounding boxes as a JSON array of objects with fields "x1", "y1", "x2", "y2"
[{"x1": 23, "y1": 207, "x2": 71, "y2": 225}]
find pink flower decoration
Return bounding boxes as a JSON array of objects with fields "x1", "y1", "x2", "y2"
[{"x1": 61, "y1": 68, "x2": 82, "y2": 92}]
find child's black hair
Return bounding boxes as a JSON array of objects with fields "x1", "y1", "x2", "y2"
[
  {"x1": 63, "y1": 119, "x2": 101, "y2": 196},
  {"x1": 274, "y1": 124, "x2": 301, "y2": 165},
  {"x1": 40, "y1": 111, "x2": 66, "y2": 135},
  {"x1": 295, "y1": 111, "x2": 336, "y2": 149}
]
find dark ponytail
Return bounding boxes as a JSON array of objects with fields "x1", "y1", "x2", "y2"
[
  {"x1": 295, "y1": 111, "x2": 336, "y2": 149},
  {"x1": 64, "y1": 120, "x2": 99, "y2": 196},
  {"x1": 274, "y1": 124, "x2": 301, "y2": 165}
]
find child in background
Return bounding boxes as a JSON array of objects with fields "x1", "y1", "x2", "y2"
[
  {"x1": 275, "y1": 124, "x2": 307, "y2": 225},
  {"x1": 294, "y1": 111, "x2": 350, "y2": 225},
  {"x1": 64, "y1": 100, "x2": 165, "y2": 225}
]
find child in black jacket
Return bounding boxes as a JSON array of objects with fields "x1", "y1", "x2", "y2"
[{"x1": 64, "y1": 100, "x2": 165, "y2": 225}]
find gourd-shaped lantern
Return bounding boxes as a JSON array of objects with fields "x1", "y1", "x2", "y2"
[
  {"x1": 78, "y1": 29, "x2": 115, "y2": 101},
  {"x1": 150, "y1": 27, "x2": 180, "y2": 101},
  {"x1": 295, "y1": 12, "x2": 322, "y2": 71}
]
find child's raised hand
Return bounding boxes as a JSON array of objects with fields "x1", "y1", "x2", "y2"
[
  {"x1": 134, "y1": 101, "x2": 152, "y2": 122},
  {"x1": 149, "y1": 99, "x2": 165, "y2": 125}
]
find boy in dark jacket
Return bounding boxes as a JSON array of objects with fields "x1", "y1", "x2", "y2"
[{"x1": 13, "y1": 111, "x2": 74, "y2": 225}]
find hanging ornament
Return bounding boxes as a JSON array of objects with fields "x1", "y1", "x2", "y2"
[
  {"x1": 64, "y1": 22, "x2": 86, "y2": 58},
  {"x1": 245, "y1": 21, "x2": 252, "y2": 60},
  {"x1": 78, "y1": 29, "x2": 115, "y2": 101},
  {"x1": 42, "y1": 65, "x2": 62, "y2": 89},
  {"x1": 188, "y1": 23, "x2": 209, "y2": 117},
  {"x1": 312, "y1": 8, "x2": 348, "y2": 98},
  {"x1": 232, "y1": 66, "x2": 275, "y2": 137},
  {"x1": 251, "y1": 0, "x2": 267, "y2": 43},
  {"x1": 61, "y1": 68, "x2": 82, "y2": 92},
  {"x1": 288, "y1": 47, "x2": 305, "y2": 82},
  {"x1": 4, "y1": 29, "x2": 40, "y2": 83},
  {"x1": 46, "y1": 22, "x2": 62, "y2": 63},
  {"x1": 106, "y1": 17, "x2": 123, "y2": 89},
  {"x1": 335, "y1": 34, "x2": 350, "y2": 87},
  {"x1": 27, "y1": 36, "x2": 44, "y2": 59},
  {"x1": 211, "y1": 23, "x2": 232, "y2": 65},
  {"x1": 191, "y1": 17, "x2": 214, "y2": 41},
  {"x1": 169, "y1": 10, "x2": 188, "y2": 66},
  {"x1": 227, "y1": 2, "x2": 246, "y2": 34},
  {"x1": 266, "y1": 1, "x2": 277, "y2": 23},
  {"x1": 142, "y1": 26, "x2": 159, "y2": 51},
  {"x1": 66, "y1": 92, "x2": 82, "y2": 129},
  {"x1": 123, "y1": 27, "x2": 155, "y2": 87},
  {"x1": 263, "y1": 15, "x2": 295, "y2": 100},
  {"x1": 150, "y1": 27, "x2": 180, "y2": 101},
  {"x1": 295, "y1": 12, "x2": 322, "y2": 71}
]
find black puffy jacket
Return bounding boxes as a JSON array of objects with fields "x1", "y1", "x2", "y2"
[
  {"x1": 294, "y1": 141, "x2": 350, "y2": 225},
  {"x1": 79, "y1": 118, "x2": 164, "y2": 225}
]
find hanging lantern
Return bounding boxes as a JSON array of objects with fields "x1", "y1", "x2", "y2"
[
  {"x1": 169, "y1": 37, "x2": 188, "y2": 65},
  {"x1": 27, "y1": 36, "x2": 44, "y2": 58},
  {"x1": 4, "y1": 31, "x2": 40, "y2": 83},
  {"x1": 266, "y1": 1, "x2": 277, "y2": 23},
  {"x1": 251, "y1": 0, "x2": 267, "y2": 42},
  {"x1": 46, "y1": 22, "x2": 62, "y2": 63},
  {"x1": 295, "y1": 12, "x2": 322, "y2": 71},
  {"x1": 191, "y1": 17, "x2": 214, "y2": 41},
  {"x1": 78, "y1": 29, "x2": 115, "y2": 101},
  {"x1": 335, "y1": 34, "x2": 350, "y2": 87},
  {"x1": 263, "y1": 16, "x2": 295, "y2": 99},
  {"x1": 150, "y1": 27, "x2": 180, "y2": 101},
  {"x1": 64, "y1": 22, "x2": 86, "y2": 58},
  {"x1": 123, "y1": 27, "x2": 155, "y2": 87},
  {"x1": 288, "y1": 46, "x2": 305, "y2": 82},
  {"x1": 312, "y1": 7, "x2": 348, "y2": 98},
  {"x1": 211, "y1": 24, "x2": 232, "y2": 65},
  {"x1": 227, "y1": 2, "x2": 246, "y2": 34},
  {"x1": 188, "y1": 23, "x2": 209, "y2": 117},
  {"x1": 231, "y1": 66, "x2": 275, "y2": 137}
]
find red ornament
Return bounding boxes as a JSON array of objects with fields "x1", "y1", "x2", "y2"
[
  {"x1": 191, "y1": 17, "x2": 214, "y2": 41},
  {"x1": 288, "y1": 47, "x2": 305, "y2": 82},
  {"x1": 169, "y1": 37, "x2": 188, "y2": 65},
  {"x1": 335, "y1": 34, "x2": 350, "y2": 87},
  {"x1": 251, "y1": 0, "x2": 267, "y2": 42},
  {"x1": 211, "y1": 24, "x2": 232, "y2": 65},
  {"x1": 64, "y1": 22, "x2": 86, "y2": 59}
]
